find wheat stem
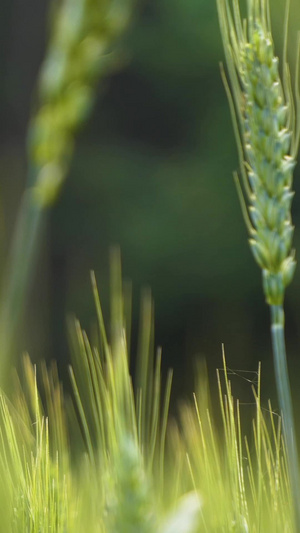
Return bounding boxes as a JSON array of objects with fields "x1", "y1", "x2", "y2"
[
  {"x1": 0, "y1": 189, "x2": 44, "y2": 383},
  {"x1": 271, "y1": 305, "x2": 300, "y2": 530}
]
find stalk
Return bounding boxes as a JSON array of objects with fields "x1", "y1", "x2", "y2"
[
  {"x1": 271, "y1": 304, "x2": 300, "y2": 528},
  {"x1": 0, "y1": 188, "x2": 44, "y2": 382}
]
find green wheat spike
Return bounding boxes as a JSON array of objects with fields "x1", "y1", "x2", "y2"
[
  {"x1": 217, "y1": 0, "x2": 300, "y2": 529},
  {"x1": 218, "y1": 0, "x2": 298, "y2": 305}
]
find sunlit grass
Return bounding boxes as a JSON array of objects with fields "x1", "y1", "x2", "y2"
[{"x1": 0, "y1": 253, "x2": 293, "y2": 532}]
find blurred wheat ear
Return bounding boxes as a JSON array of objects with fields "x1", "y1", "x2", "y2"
[
  {"x1": 0, "y1": 0, "x2": 135, "y2": 385},
  {"x1": 217, "y1": 0, "x2": 300, "y2": 528}
]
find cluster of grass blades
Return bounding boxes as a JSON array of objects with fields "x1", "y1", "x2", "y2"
[{"x1": 0, "y1": 251, "x2": 294, "y2": 532}]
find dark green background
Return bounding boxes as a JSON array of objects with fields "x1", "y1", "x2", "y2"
[{"x1": 1, "y1": 0, "x2": 300, "y2": 411}]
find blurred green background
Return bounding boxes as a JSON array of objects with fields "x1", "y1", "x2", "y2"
[{"x1": 1, "y1": 0, "x2": 300, "y2": 408}]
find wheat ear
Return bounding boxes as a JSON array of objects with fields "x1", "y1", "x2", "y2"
[
  {"x1": 217, "y1": 0, "x2": 300, "y2": 528},
  {"x1": 0, "y1": 0, "x2": 134, "y2": 384}
]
